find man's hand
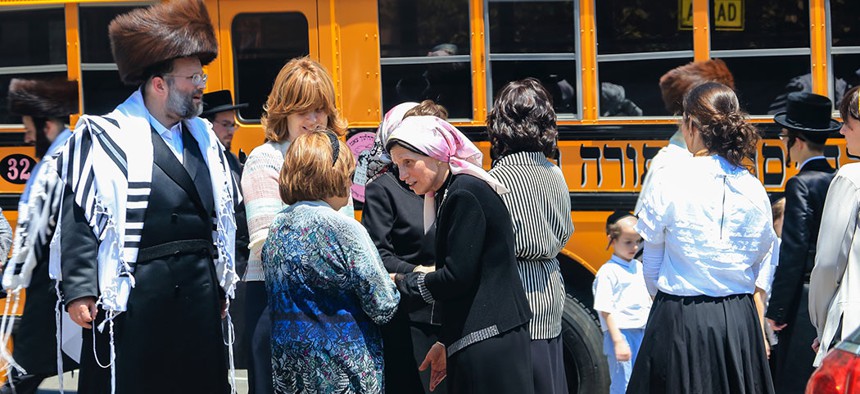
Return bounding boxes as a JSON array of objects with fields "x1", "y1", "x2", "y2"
[
  {"x1": 419, "y1": 342, "x2": 447, "y2": 392},
  {"x1": 221, "y1": 299, "x2": 228, "y2": 319},
  {"x1": 69, "y1": 297, "x2": 98, "y2": 329},
  {"x1": 767, "y1": 318, "x2": 787, "y2": 332},
  {"x1": 812, "y1": 337, "x2": 821, "y2": 353}
]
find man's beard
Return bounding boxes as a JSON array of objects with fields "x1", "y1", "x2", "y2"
[{"x1": 167, "y1": 84, "x2": 203, "y2": 120}]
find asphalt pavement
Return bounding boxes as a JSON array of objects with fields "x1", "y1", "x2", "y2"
[{"x1": 36, "y1": 370, "x2": 250, "y2": 393}]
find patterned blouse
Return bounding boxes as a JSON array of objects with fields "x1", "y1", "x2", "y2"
[
  {"x1": 262, "y1": 201, "x2": 399, "y2": 394},
  {"x1": 243, "y1": 141, "x2": 354, "y2": 281}
]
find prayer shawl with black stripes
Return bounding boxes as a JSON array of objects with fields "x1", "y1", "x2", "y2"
[
  {"x1": 49, "y1": 89, "x2": 240, "y2": 314},
  {"x1": 4, "y1": 138, "x2": 66, "y2": 290}
]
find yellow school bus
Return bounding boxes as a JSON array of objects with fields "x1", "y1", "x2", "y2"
[{"x1": 0, "y1": 0, "x2": 857, "y2": 391}]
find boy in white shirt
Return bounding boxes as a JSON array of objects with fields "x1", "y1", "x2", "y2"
[{"x1": 592, "y1": 211, "x2": 653, "y2": 394}]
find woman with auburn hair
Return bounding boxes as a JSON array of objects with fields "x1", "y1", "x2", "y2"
[
  {"x1": 486, "y1": 78, "x2": 574, "y2": 394},
  {"x1": 241, "y1": 56, "x2": 350, "y2": 394},
  {"x1": 263, "y1": 130, "x2": 399, "y2": 393},
  {"x1": 388, "y1": 116, "x2": 534, "y2": 394},
  {"x1": 629, "y1": 82, "x2": 777, "y2": 393}
]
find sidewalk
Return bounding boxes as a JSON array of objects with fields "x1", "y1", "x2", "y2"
[{"x1": 37, "y1": 370, "x2": 250, "y2": 394}]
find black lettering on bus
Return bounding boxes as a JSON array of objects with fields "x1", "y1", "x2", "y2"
[
  {"x1": 761, "y1": 143, "x2": 785, "y2": 187},
  {"x1": 626, "y1": 144, "x2": 639, "y2": 187},
  {"x1": 603, "y1": 145, "x2": 625, "y2": 187},
  {"x1": 580, "y1": 145, "x2": 602, "y2": 187}
]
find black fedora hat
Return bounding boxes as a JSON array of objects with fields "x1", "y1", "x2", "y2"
[
  {"x1": 773, "y1": 92, "x2": 841, "y2": 136},
  {"x1": 201, "y1": 90, "x2": 248, "y2": 117}
]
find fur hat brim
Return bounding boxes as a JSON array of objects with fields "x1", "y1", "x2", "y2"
[
  {"x1": 109, "y1": 0, "x2": 217, "y2": 86},
  {"x1": 8, "y1": 78, "x2": 78, "y2": 118},
  {"x1": 659, "y1": 59, "x2": 735, "y2": 115}
]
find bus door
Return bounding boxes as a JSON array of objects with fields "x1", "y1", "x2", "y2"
[{"x1": 212, "y1": 0, "x2": 318, "y2": 154}]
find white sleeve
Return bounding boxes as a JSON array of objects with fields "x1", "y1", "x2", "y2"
[{"x1": 641, "y1": 241, "x2": 665, "y2": 296}]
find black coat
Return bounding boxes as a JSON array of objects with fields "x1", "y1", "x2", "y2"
[
  {"x1": 362, "y1": 169, "x2": 444, "y2": 394},
  {"x1": 396, "y1": 174, "x2": 531, "y2": 351},
  {"x1": 362, "y1": 170, "x2": 437, "y2": 322},
  {"x1": 61, "y1": 126, "x2": 230, "y2": 394},
  {"x1": 766, "y1": 157, "x2": 835, "y2": 393}
]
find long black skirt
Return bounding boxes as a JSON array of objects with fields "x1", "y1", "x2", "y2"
[
  {"x1": 447, "y1": 325, "x2": 533, "y2": 394},
  {"x1": 627, "y1": 292, "x2": 774, "y2": 394}
]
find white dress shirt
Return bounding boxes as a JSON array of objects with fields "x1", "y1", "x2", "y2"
[
  {"x1": 148, "y1": 112, "x2": 184, "y2": 164},
  {"x1": 636, "y1": 155, "x2": 778, "y2": 297}
]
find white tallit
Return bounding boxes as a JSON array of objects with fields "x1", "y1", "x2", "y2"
[{"x1": 50, "y1": 89, "x2": 240, "y2": 312}]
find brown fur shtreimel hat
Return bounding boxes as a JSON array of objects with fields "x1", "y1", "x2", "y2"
[
  {"x1": 8, "y1": 78, "x2": 79, "y2": 118},
  {"x1": 659, "y1": 59, "x2": 735, "y2": 115},
  {"x1": 109, "y1": 0, "x2": 217, "y2": 86}
]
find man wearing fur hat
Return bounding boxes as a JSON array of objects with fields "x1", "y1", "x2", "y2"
[
  {"x1": 2, "y1": 78, "x2": 79, "y2": 394},
  {"x1": 766, "y1": 92, "x2": 841, "y2": 394},
  {"x1": 634, "y1": 59, "x2": 735, "y2": 214},
  {"x1": 56, "y1": 1, "x2": 239, "y2": 393}
]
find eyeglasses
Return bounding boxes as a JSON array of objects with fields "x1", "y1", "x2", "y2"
[
  {"x1": 164, "y1": 73, "x2": 207, "y2": 87},
  {"x1": 217, "y1": 120, "x2": 238, "y2": 130},
  {"x1": 778, "y1": 133, "x2": 790, "y2": 141}
]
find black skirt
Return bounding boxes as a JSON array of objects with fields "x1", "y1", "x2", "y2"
[{"x1": 627, "y1": 292, "x2": 774, "y2": 394}]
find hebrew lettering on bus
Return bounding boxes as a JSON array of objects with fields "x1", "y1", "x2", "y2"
[{"x1": 561, "y1": 139, "x2": 856, "y2": 193}]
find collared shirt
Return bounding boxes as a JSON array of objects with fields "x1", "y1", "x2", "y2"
[
  {"x1": 637, "y1": 155, "x2": 778, "y2": 297},
  {"x1": 147, "y1": 112, "x2": 184, "y2": 164},
  {"x1": 798, "y1": 155, "x2": 826, "y2": 171},
  {"x1": 592, "y1": 255, "x2": 652, "y2": 331}
]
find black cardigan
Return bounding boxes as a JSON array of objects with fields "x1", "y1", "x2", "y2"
[
  {"x1": 362, "y1": 169, "x2": 438, "y2": 324},
  {"x1": 395, "y1": 174, "x2": 532, "y2": 354}
]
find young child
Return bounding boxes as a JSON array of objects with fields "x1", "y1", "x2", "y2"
[{"x1": 592, "y1": 211, "x2": 653, "y2": 394}]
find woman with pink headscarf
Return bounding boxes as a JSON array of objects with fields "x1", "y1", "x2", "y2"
[
  {"x1": 389, "y1": 116, "x2": 534, "y2": 394},
  {"x1": 361, "y1": 102, "x2": 451, "y2": 394}
]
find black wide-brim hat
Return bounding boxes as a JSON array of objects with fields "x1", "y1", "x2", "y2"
[
  {"x1": 773, "y1": 92, "x2": 842, "y2": 137},
  {"x1": 201, "y1": 90, "x2": 248, "y2": 117}
]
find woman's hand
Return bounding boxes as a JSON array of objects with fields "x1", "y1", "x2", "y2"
[
  {"x1": 419, "y1": 342, "x2": 447, "y2": 391},
  {"x1": 413, "y1": 265, "x2": 435, "y2": 274}
]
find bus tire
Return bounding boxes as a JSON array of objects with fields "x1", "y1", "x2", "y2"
[{"x1": 561, "y1": 295, "x2": 610, "y2": 393}]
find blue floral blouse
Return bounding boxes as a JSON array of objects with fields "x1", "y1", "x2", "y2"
[{"x1": 262, "y1": 200, "x2": 399, "y2": 393}]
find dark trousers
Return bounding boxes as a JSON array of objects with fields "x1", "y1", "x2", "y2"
[
  {"x1": 773, "y1": 284, "x2": 817, "y2": 394},
  {"x1": 77, "y1": 254, "x2": 230, "y2": 394},
  {"x1": 245, "y1": 281, "x2": 273, "y2": 394},
  {"x1": 383, "y1": 313, "x2": 445, "y2": 394}
]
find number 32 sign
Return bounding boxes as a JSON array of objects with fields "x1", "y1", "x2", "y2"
[{"x1": 0, "y1": 154, "x2": 36, "y2": 184}]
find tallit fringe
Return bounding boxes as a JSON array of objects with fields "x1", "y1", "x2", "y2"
[{"x1": 0, "y1": 288, "x2": 27, "y2": 382}]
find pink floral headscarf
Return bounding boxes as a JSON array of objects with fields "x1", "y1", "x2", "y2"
[
  {"x1": 387, "y1": 116, "x2": 508, "y2": 232},
  {"x1": 354, "y1": 102, "x2": 419, "y2": 186}
]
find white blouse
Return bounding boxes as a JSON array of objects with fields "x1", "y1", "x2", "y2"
[{"x1": 636, "y1": 155, "x2": 778, "y2": 297}]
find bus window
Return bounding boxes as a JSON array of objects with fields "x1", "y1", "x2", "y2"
[
  {"x1": 709, "y1": 0, "x2": 811, "y2": 115},
  {"x1": 378, "y1": 0, "x2": 472, "y2": 119},
  {"x1": 829, "y1": 0, "x2": 860, "y2": 108},
  {"x1": 231, "y1": 13, "x2": 310, "y2": 122},
  {"x1": 80, "y1": 5, "x2": 146, "y2": 116},
  {"x1": 595, "y1": 0, "x2": 693, "y2": 117},
  {"x1": 486, "y1": 0, "x2": 578, "y2": 117},
  {"x1": 0, "y1": 7, "x2": 66, "y2": 124}
]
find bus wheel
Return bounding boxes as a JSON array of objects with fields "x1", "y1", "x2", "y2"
[{"x1": 561, "y1": 295, "x2": 610, "y2": 393}]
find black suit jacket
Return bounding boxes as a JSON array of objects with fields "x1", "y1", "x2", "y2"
[
  {"x1": 766, "y1": 158, "x2": 835, "y2": 324},
  {"x1": 61, "y1": 124, "x2": 231, "y2": 394},
  {"x1": 396, "y1": 174, "x2": 532, "y2": 350}
]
